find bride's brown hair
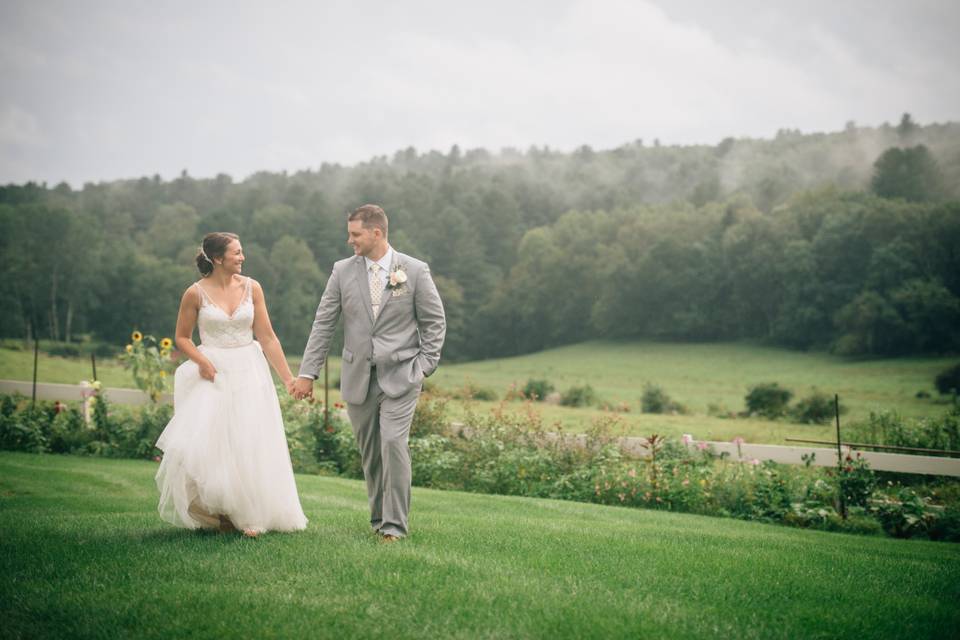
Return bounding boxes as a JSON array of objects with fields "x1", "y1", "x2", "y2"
[{"x1": 196, "y1": 232, "x2": 239, "y2": 277}]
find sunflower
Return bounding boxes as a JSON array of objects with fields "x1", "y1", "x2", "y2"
[
  {"x1": 125, "y1": 344, "x2": 133, "y2": 354},
  {"x1": 160, "y1": 337, "x2": 173, "y2": 350},
  {"x1": 131, "y1": 331, "x2": 143, "y2": 343}
]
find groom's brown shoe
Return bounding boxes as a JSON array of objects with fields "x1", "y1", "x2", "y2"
[{"x1": 381, "y1": 534, "x2": 401, "y2": 543}]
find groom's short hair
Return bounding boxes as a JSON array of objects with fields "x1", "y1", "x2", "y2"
[{"x1": 349, "y1": 204, "x2": 388, "y2": 236}]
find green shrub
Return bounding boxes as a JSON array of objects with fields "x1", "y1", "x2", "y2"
[
  {"x1": 450, "y1": 380, "x2": 498, "y2": 402},
  {"x1": 847, "y1": 407, "x2": 960, "y2": 452},
  {"x1": 641, "y1": 383, "x2": 685, "y2": 414},
  {"x1": 522, "y1": 379, "x2": 555, "y2": 401},
  {"x1": 790, "y1": 390, "x2": 842, "y2": 424},
  {"x1": 745, "y1": 383, "x2": 793, "y2": 418},
  {"x1": 560, "y1": 384, "x2": 597, "y2": 407},
  {"x1": 411, "y1": 394, "x2": 451, "y2": 438},
  {"x1": 935, "y1": 363, "x2": 960, "y2": 395}
]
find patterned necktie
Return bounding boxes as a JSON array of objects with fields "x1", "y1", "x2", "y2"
[{"x1": 369, "y1": 263, "x2": 383, "y2": 317}]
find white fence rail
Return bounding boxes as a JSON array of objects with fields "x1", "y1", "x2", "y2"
[{"x1": 0, "y1": 379, "x2": 170, "y2": 405}]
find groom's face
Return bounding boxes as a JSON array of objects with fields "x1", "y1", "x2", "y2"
[{"x1": 347, "y1": 220, "x2": 381, "y2": 257}]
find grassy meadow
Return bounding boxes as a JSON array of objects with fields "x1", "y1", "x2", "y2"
[
  {"x1": 2, "y1": 340, "x2": 957, "y2": 444},
  {"x1": 2, "y1": 451, "x2": 959, "y2": 640}
]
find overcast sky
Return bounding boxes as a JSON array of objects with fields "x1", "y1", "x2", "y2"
[{"x1": 2, "y1": 0, "x2": 958, "y2": 187}]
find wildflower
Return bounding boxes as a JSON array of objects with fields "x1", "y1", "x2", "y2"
[
  {"x1": 682, "y1": 478, "x2": 690, "y2": 486},
  {"x1": 750, "y1": 458, "x2": 760, "y2": 465},
  {"x1": 125, "y1": 344, "x2": 133, "y2": 354},
  {"x1": 618, "y1": 493, "x2": 626, "y2": 502},
  {"x1": 699, "y1": 479, "x2": 706, "y2": 487},
  {"x1": 91, "y1": 380, "x2": 102, "y2": 391},
  {"x1": 153, "y1": 456, "x2": 161, "y2": 462},
  {"x1": 160, "y1": 337, "x2": 173, "y2": 350},
  {"x1": 696, "y1": 442, "x2": 708, "y2": 451},
  {"x1": 681, "y1": 434, "x2": 693, "y2": 445},
  {"x1": 627, "y1": 468, "x2": 637, "y2": 478},
  {"x1": 160, "y1": 371, "x2": 167, "y2": 378},
  {"x1": 732, "y1": 436, "x2": 744, "y2": 445},
  {"x1": 132, "y1": 331, "x2": 143, "y2": 343}
]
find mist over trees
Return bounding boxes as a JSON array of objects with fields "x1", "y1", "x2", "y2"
[{"x1": 2, "y1": 116, "x2": 959, "y2": 360}]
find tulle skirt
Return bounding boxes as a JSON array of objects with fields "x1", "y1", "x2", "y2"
[{"x1": 155, "y1": 341, "x2": 308, "y2": 533}]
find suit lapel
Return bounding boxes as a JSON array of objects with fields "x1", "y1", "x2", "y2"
[
  {"x1": 354, "y1": 256, "x2": 375, "y2": 324},
  {"x1": 373, "y1": 250, "x2": 402, "y2": 324}
]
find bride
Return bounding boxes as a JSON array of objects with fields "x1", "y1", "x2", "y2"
[{"x1": 155, "y1": 232, "x2": 308, "y2": 537}]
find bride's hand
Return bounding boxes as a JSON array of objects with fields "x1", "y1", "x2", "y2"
[
  {"x1": 198, "y1": 359, "x2": 218, "y2": 381},
  {"x1": 283, "y1": 378, "x2": 296, "y2": 396}
]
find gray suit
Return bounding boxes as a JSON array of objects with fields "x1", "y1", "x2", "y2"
[{"x1": 299, "y1": 249, "x2": 445, "y2": 537}]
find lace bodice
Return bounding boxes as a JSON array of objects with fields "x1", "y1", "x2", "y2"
[{"x1": 195, "y1": 277, "x2": 255, "y2": 348}]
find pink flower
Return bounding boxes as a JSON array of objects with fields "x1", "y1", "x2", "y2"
[
  {"x1": 750, "y1": 458, "x2": 760, "y2": 465},
  {"x1": 696, "y1": 442, "x2": 708, "y2": 451},
  {"x1": 153, "y1": 456, "x2": 162, "y2": 463},
  {"x1": 681, "y1": 434, "x2": 693, "y2": 445},
  {"x1": 732, "y1": 437, "x2": 744, "y2": 445}
]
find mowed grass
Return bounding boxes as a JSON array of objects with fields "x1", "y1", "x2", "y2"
[
  {"x1": 1, "y1": 452, "x2": 958, "y2": 640},
  {"x1": 432, "y1": 341, "x2": 958, "y2": 442}
]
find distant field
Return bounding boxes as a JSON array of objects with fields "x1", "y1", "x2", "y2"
[
  {"x1": 3, "y1": 340, "x2": 956, "y2": 444},
  {"x1": 429, "y1": 341, "x2": 958, "y2": 442},
  {"x1": 2, "y1": 452, "x2": 958, "y2": 639}
]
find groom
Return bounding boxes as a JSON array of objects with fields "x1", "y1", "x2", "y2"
[{"x1": 292, "y1": 204, "x2": 446, "y2": 542}]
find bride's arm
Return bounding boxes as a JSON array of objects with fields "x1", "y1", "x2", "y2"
[
  {"x1": 174, "y1": 287, "x2": 217, "y2": 381},
  {"x1": 250, "y1": 279, "x2": 295, "y2": 390}
]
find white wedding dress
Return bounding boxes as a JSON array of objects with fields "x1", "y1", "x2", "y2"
[{"x1": 155, "y1": 277, "x2": 308, "y2": 533}]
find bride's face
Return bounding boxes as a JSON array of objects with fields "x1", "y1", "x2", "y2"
[{"x1": 218, "y1": 240, "x2": 245, "y2": 274}]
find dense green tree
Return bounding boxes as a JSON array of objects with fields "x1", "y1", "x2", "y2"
[{"x1": 871, "y1": 145, "x2": 944, "y2": 202}]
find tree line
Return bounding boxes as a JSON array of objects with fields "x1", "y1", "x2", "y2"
[{"x1": 1, "y1": 114, "x2": 958, "y2": 360}]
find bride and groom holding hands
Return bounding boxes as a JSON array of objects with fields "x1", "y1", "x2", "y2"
[{"x1": 154, "y1": 204, "x2": 446, "y2": 541}]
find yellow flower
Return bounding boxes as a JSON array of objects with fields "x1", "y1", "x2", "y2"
[
  {"x1": 160, "y1": 337, "x2": 173, "y2": 350},
  {"x1": 132, "y1": 331, "x2": 143, "y2": 343},
  {"x1": 92, "y1": 381, "x2": 102, "y2": 391},
  {"x1": 125, "y1": 344, "x2": 133, "y2": 354},
  {"x1": 160, "y1": 371, "x2": 167, "y2": 378}
]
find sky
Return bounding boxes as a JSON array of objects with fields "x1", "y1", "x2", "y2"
[{"x1": 1, "y1": 0, "x2": 958, "y2": 187}]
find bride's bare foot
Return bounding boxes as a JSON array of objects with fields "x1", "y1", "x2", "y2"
[{"x1": 243, "y1": 529, "x2": 259, "y2": 538}]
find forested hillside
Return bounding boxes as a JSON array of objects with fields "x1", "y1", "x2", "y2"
[{"x1": 2, "y1": 115, "x2": 958, "y2": 360}]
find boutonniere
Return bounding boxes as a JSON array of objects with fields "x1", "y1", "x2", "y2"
[{"x1": 386, "y1": 264, "x2": 408, "y2": 290}]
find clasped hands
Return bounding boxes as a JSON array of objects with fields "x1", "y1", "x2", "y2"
[{"x1": 286, "y1": 377, "x2": 315, "y2": 401}]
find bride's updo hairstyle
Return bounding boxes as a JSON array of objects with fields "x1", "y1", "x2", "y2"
[{"x1": 196, "y1": 232, "x2": 239, "y2": 277}]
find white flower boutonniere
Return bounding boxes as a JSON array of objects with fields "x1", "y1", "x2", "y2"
[{"x1": 386, "y1": 265, "x2": 408, "y2": 290}]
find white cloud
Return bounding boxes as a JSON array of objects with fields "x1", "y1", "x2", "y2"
[{"x1": 0, "y1": 0, "x2": 957, "y2": 185}]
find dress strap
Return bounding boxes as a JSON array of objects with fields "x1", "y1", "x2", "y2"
[
  {"x1": 244, "y1": 277, "x2": 253, "y2": 302},
  {"x1": 193, "y1": 282, "x2": 211, "y2": 307}
]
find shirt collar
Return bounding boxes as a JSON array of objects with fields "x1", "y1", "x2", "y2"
[{"x1": 364, "y1": 246, "x2": 393, "y2": 272}]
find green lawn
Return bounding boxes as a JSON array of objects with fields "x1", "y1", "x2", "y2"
[{"x1": 1, "y1": 452, "x2": 958, "y2": 639}]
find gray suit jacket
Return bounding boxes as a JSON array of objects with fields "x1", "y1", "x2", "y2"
[{"x1": 299, "y1": 250, "x2": 446, "y2": 405}]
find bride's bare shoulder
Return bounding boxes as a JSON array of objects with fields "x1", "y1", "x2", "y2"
[{"x1": 180, "y1": 282, "x2": 202, "y2": 305}]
